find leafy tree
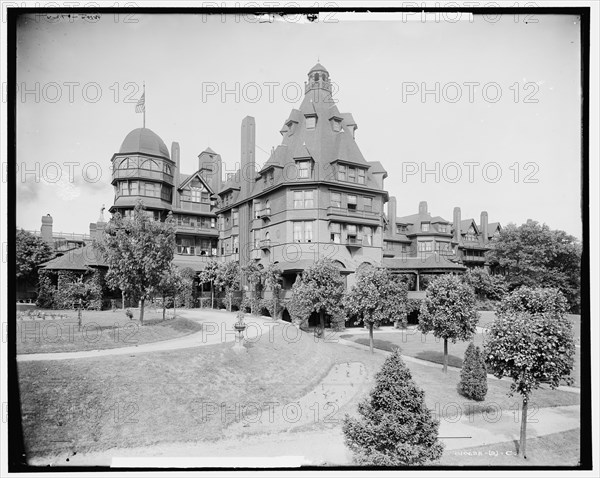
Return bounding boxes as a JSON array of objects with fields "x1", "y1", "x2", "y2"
[
  {"x1": 459, "y1": 342, "x2": 488, "y2": 401},
  {"x1": 242, "y1": 262, "x2": 264, "y2": 315},
  {"x1": 16, "y1": 229, "x2": 54, "y2": 290},
  {"x1": 288, "y1": 275, "x2": 313, "y2": 328},
  {"x1": 496, "y1": 285, "x2": 568, "y2": 318},
  {"x1": 198, "y1": 259, "x2": 219, "y2": 309},
  {"x1": 345, "y1": 267, "x2": 408, "y2": 353},
  {"x1": 289, "y1": 258, "x2": 345, "y2": 330},
  {"x1": 263, "y1": 263, "x2": 282, "y2": 319},
  {"x1": 484, "y1": 291, "x2": 575, "y2": 458},
  {"x1": 158, "y1": 266, "x2": 192, "y2": 319},
  {"x1": 36, "y1": 270, "x2": 54, "y2": 308},
  {"x1": 486, "y1": 220, "x2": 581, "y2": 312},
  {"x1": 418, "y1": 274, "x2": 479, "y2": 373},
  {"x1": 343, "y1": 350, "x2": 444, "y2": 465},
  {"x1": 96, "y1": 201, "x2": 175, "y2": 325},
  {"x1": 214, "y1": 261, "x2": 240, "y2": 311},
  {"x1": 462, "y1": 268, "x2": 507, "y2": 302}
]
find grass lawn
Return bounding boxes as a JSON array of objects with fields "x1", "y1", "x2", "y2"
[
  {"x1": 440, "y1": 428, "x2": 581, "y2": 466},
  {"x1": 341, "y1": 311, "x2": 581, "y2": 388},
  {"x1": 16, "y1": 309, "x2": 202, "y2": 354},
  {"x1": 18, "y1": 315, "x2": 580, "y2": 462},
  {"x1": 17, "y1": 325, "x2": 386, "y2": 459}
]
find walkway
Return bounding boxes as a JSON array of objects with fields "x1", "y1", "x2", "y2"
[{"x1": 16, "y1": 310, "x2": 275, "y2": 362}]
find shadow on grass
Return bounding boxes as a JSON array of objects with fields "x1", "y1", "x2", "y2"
[{"x1": 415, "y1": 350, "x2": 463, "y2": 369}]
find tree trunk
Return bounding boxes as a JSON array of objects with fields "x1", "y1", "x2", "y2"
[
  {"x1": 140, "y1": 297, "x2": 145, "y2": 326},
  {"x1": 174, "y1": 295, "x2": 177, "y2": 319},
  {"x1": 273, "y1": 296, "x2": 277, "y2": 320},
  {"x1": 320, "y1": 310, "x2": 325, "y2": 330},
  {"x1": 369, "y1": 323, "x2": 374, "y2": 354},
  {"x1": 519, "y1": 397, "x2": 528, "y2": 458},
  {"x1": 443, "y1": 338, "x2": 448, "y2": 373},
  {"x1": 122, "y1": 291, "x2": 125, "y2": 310},
  {"x1": 162, "y1": 294, "x2": 166, "y2": 320},
  {"x1": 78, "y1": 298, "x2": 82, "y2": 331},
  {"x1": 211, "y1": 282, "x2": 214, "y2": 309},
  {"x1": 228, "y1": 292, "x2": 232, "y2": 312}
]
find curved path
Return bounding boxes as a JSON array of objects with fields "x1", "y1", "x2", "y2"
[{"x1": 16, "y1": 310, "x2": 276, "y2": 362}]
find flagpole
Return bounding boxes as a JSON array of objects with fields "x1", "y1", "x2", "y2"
[{"x1": 143, "y1": 81, "x2": 146, "y2": 128}]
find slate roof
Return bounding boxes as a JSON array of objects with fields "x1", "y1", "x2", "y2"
[{"x1": 40, "y1": 245, "x2": 107, "y2": 271}]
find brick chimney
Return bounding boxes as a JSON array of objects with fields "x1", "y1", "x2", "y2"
[
  {"x1": 419, "y1": 200, "x2": 428, "y2": 215},
  {"x1": 240, "y1": 116, "x2": 256, "y2": 198},
  {"x1": 480, "y1": 211, "x2": 489, "y2": 243},
  {"x1": 171, "y1": 142, "x2": 180, "y2": 207},
  {"x1": 453, "y1": 207, "x2": 461, "y2": 242},
  {"x1": 198, "y1": 149, "x2": 222, "y2": 194},
  {"x1": 41, "y1": 214, "x2": 53, "y2": 245}
]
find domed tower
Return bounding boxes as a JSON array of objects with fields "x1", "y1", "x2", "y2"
[
  {"x1": 305, "y1": 62, "x2": 331, "y2": 95},
  {"x1": 109, "y1": 127, "x2": 176, "y2": 220}
]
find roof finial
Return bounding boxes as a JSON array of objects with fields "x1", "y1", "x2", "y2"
[{"x1": 98, "y1": 204, "x2": 105, "y2": 223}]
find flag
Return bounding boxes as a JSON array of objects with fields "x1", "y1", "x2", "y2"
[{"x1": 135, "y1": 93, "x2": 145, "y2": 113}]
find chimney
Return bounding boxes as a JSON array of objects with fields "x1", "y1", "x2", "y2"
[
  {"x1": 41, "y1": 214, "x2": 53, "y2": 245},
  {"x1": 480, "y1": 211, "x2": 489, "y2": 243},
  {"x1": 418, "y1": 201, "x2": 428, "y2": 215},
  {"x1": 453, "y1": 207, "x2": 461, "y2": 242},
  {"x1": 388, "y1": 196, "x2": 397, "y2": 232},
  {"x1": 89, "y1": 222, "x2": 97, "y2": 241},
  {"x1": 240, "y1": 116, "x2": 256, "y2": 198},
  {"x1": 171, "y1": 142, "x2": 180, "y2": 207}
]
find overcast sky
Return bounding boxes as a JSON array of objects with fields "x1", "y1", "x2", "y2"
[{"x1": 15, "y1": 12, "x2": 582, "y2": 238}]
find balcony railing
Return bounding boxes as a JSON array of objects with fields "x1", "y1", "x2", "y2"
[
  {"x1": 260, "y1": 239, "x2": 271, "y2": 250},
  {"x1": 463, "y1": 255, "x2": 486, "y2": 262},
  {"x1": 174, "y1": 223, "x2": 217, "y2": 234},
  {"x1": 112, "y1": 168, "x2": 174, "y2": 184},
  {"x1": 257, "y1": 208, "x2": 271, "y2": 219},
  {"x1": 327, "y1": 206, "x2": 380, "y2": 220},
  {"x1": 345, "y1": 236, "x2": 363, "y2": 247}
]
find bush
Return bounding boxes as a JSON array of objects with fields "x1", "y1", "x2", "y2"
[
  {"x1": 342, "y1": 350, "x2": 444, "y2": 465},
  {"x1": 459, "y1": 343, "x2": 488, "y2": 401},
  {"x1": 36, "y1": 270, "x2": 54, "y2": 309}
]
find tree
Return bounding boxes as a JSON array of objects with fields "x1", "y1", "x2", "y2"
[
  {"x1": 242, "y1": 262, "x2": 263, "y2": 315},
  {"x1": 486, "y1": 220, "x2": 581, "y2": 312},
  {"x1": 16, "y1": 229, "x2": 54, "y2": 291},
  {"x1": 342, "y1": 350, "x2": 444, "y2": 465},
  {"x1": 496, "y1": 285, "x2": 568, "y2": 318},
  {"x1": 263, "y1": 263, "x2": 282, "y2": 319},
  {"x1": 289, "y1": 258, "x2": 345, "y2": 330},
  {"x1": 462, "y1": 268, "x2": 507, "y2": 302},
  {"x1": 198, "y1": 259, "x2": 219, "y2": 309},
  {"x1": 345, "y1": 267, "x2": 408, "y2": 353},
  {"x1": 484, "y1": 290, "x2": 575, "y2": 458},
  {"x1": 214, "y1": 261, "x2": 240, "y2": 311},
  {"x1": 96, "y1": 201, "x2": 175, "y2": 325},
  {"x1": 158, "y1": 266, "x2": 191, "y2": 320},
  {"x1": 288, "y1": 275, "x2": 313, "y2": 327},
  {"x1": 459, "y1": 342, "x2": 488, "y2": 401},
  {"x1": 418, "y1": 274, "x2": 479, "y2": 373}
]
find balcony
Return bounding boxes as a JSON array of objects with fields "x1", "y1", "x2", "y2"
[
  {"x1": 345, "y1": 236, "x2": 363, "y2": 249},
  {"x1": 250, "y1": 249, "x2": 262, "y2": 260},
  {"x1": 112, "y1": 168, "x2": 174, "y2": 185},
  {"x1": 174, "y1": 223, "x2": 217, "y2": 235},
  {"x1": 257, "y1": 208, "x2": 271, "y2": 219},
  {"x1": 327, "y1": 206, "x2": 380, "y2": 224},
  {"x1": 462, "y1": 255, "x2": 486, "y2": 263},
  {"x1": 260, "y1": 239, "x2": 271, "y2": 250}
]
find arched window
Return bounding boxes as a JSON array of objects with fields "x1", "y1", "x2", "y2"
[
  {"x1": 163, "y1": 163, "x2": 172, "y2": 175},
  {"x1": 118, "y1": 157, "x2": 137, "y2": 169},
  {"x1": 140, "y1": 159, "x2": 160, "y2": 171}
]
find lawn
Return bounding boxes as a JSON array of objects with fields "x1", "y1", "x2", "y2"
[
  {"x1": 16, "y1": 308, "x2": 202, "y2": 354},
  {"x1": 341, "y1": 311, "x2": 581, "y2": 388},
  {"x1": 440, "y1": 428, "x2": 581, "y2": 466},
  {"x1": 18, "y1": 318, "x2": 580, "y2": 463}
]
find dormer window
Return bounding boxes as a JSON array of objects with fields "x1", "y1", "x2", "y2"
[
  {"x1": 296, "y1": 160, "x2": 311, "y2": 179},
  {"x1": 286, "y1": 121, "x2": 296, "y2": 136},
  {"x1": 332, "y1": 119, "x2": 342, "y2": 132},
  {"x1": 438, "y1": 224, "x2": 448, "y2": 233},
  {"x1": 421, "y1": 222, "x2": 430, "y2": 232},
  {"x1": 305, "y1": 115, "x2": 317, "y2": 129}
]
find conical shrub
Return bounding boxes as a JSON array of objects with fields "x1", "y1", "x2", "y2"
[{"x1": 459, "y1": 342, "x2": 488, "y2": 401}]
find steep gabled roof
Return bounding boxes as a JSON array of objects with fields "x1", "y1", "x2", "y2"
[
  {"x1": 460, "y1": 219, "x2": 480, "y2": 234},
  {"x1": 40, "y1": 245, "x2": 106, "y2": 271}
]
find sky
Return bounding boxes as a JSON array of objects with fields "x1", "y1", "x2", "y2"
[{"x1": 15, "y1": 12, "x2": 583, "y2": 238}]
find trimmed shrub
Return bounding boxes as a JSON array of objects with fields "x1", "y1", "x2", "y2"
[
  {"x1": 343, "y1": 350, "x2": 444, "y2": 465},
  {"x1": 459, "y1": 342, "x2": 488, "y2": 401}
]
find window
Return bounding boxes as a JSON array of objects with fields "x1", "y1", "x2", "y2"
[
  {"x1": 357, "y1": 168, "x2": 365, "y2": 184},
  {"x1": 233, "y1": 235, "x2": 239, "y2": 253},
  {"x1": 161, "y1": 186, "x2": 172, "y2": 201},
  {"x1": 396, "y1": 224, "x2": 408, "y2": 234},
  {"x1": 293, "y1": 221, "x2": 313, "y2": 242},
  {"x1": 118, "y1": 157, "x2": 137, "y2": 169},
  {"x1": 330, "y1": 223, "x2": 341, "y2": 243},
  {"x1": 140, "y1": 159, "x2": 159, "y2": 171},
  {"x1": 297, "y1": 160, "x2": 311, "y2": 179},
  {"x1": 286, "y1": 121, "x2": 296, "y2": 135},
  {"x1": 264, "y1": 231, "x2": 270, "y2": 242},
  {"x1": 418, "y1": 241, "x2": 433, "y2": 252},
  {"x1": 211, "y1": 218, "x2": 216, "y2": 229},
  {"x1": 338, "y1": 164, "x2": 346, "y2": 181},
  {"x1": 254, "y1": 201, "x2": 261, "y2": 218},
  {"x1": 330, "y1": 192, "x2": 341, "y2": 208},
  {"x1": 263, "y1": 170, "x2": 274, "y2": 186},
  {"x1": 466, "y1": 227, "x2": 477, "y2": 242},
  {"x1": 163, "y1": 163, "x2": 172, "y2": 175},
  {"x1": 143, "y1": 182, "x2": 159, "y2": 197},
  {"x1": 438, "y1": 224, "x2": 448, "y2": 233},
  {"x1": 293, "y1": 190, "x2": 314, "y2": 209},
  {"x1": 363, "y1": 226, "x2": 373, "y2": 246},
  {"x1": 421, "y1": 222, "x2": 430, "y2": 232},
  {"x1": 176, "y1": 236, "x2": 195, "y2": 255},
  {"x1": 264, "y1": 199, "x2": 271, "y2": 213},
  {"x1": 305, "y1": 115, "x2": 317, "y2": 129},
  {"x1": 363, "y1": 197, "x2": 373, "y2": 212},
  {"x1": 348, "y1": 167, "x2": 356, "y2": 182},
  {"x1": 347, "y1": 224, "x2": 358, "y2": 237},
  {"x1": 436, "y1": 242, "x2": 451, "y2": 253},
  {"x1": 332, "y1": 119, "x2": 342, "y2": 132},
  {"x1": 233, "y1": 209, "x2": 239, "y2": 226},
  {"x1": 347, "y1": 194, "x2": 357, "y2": 210}
]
